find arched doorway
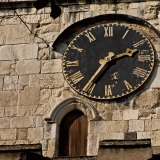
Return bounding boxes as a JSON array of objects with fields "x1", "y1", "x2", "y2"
[{"x1": 59, "y1": 110, "x2": 88, "y2": 157}]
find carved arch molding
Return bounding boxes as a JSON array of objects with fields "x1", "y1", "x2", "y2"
[{"x1": 44, "y1": 97, "x2": 104, "y2": 124}]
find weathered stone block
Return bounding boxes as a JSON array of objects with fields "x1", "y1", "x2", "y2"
[
  {"x1": 44, "y1": 123, "x2": 57, "y2": 140},
  {"x1": 15, "y1": 140, "x2": 29, "y2": 145},
  {"x1": 11, "y1": 116, "x2": 35, "y2": 128},
  {"x1": 145, "y1": 120, "x2": 152, "y2": 131},
  {"x1": 0, "y1": 91, "x2": 18, "y2": 107},
  {"x1": 17, "y1": 105, "x2": 35, "y2": 116},
  {"x1": 69, "y1": 5, "x2": 89, "y2": 12},
  {"x1": 124, "y1": 132, "x2": 137, "y2": 140},
  {"x1": 30, "y1": 74, "x2": 64, "y2": 89},
  {"x1": 41, "y1": 140, "x2": 48, "y2": 151},
  {"x1": 0, "y1": 61, "x2": 12, "y2": 75},
  {"x1": 16, "y1": 8, "x2": 37, "y2": 15},
  {"x1": 0, "y1": 107, "x2": 4, "y2": 117},
  {"x1": 106, "y1": 121, "x2": 119, "y2": 133},
  {"x1": 5, "y1": 106, "x2": 17, "y2": 117},
  {"x1": 89, "y1": 121, "x2": 106, "y2": 134},
  {"x1": 151, "y1": 131, "x2": 160, "y2": 146},
  {"x1": 87, "y1": 134, "x2": 98, "y2": 156},
  {"x1": 21, "y1": 15, "x2": 40, "y2": 24},
  {"x1": 18, "y1": 75, "x2": 29, "y2": 90},
  {"x1": 99, "y1": 133, "x2": 115, "y2": 141},
  {"x1": 98, "y1": 140, "x2": 152, "y2": 160},
  {"x1": 0, "y1": 16, "x2": 21, "y2": 25},
  {"x1": 137, "y1": 131, "x2": 150, "y2": 139},
  {"x1": 43, "y1": 139, "x2": 57, "y2": 158},
  {"x1": 103, "y1": 111, "x2": 112, "y2": 121},
  {"x1": 0, "y1": 118, "x2": 10, "y2": 128},
  {"x1": 38, "y1": 43, "x2": 48, "y2": 49},
  {"x1": 139, "y1": 111, "x2": 151, "y2": 120},
  {"x1": 0, "y1": 77, "x2": 3, "y2": 91},
  {"x1": 28, "y1": 127, "x2": 43, "y2": 143},
  {"x1": 129, "y1": 120, "x2": 144, "y2": 132},
  {"x1": 17, "y1": 128, "x2": 27, "y2": 140},
  {"x1": 0, "y1": 44, "x2": 38, "y2": 60},
  {"x1": 40, "y1": 89, "x2": 52, "y2": 104},
  {"x1": 32, "y1": 105, "x2": 45, "y2": 116},
  {"x1": 133, "y1": 89, "x2": 159, "y2": 109},
  {"x1": 123, "y1": 110, "x2": 138, "y2": 120},
  {"x1": 119, "y1": 121, "x2": 129, "y2": 133},
  {"x1": 0, "y1": 129, "x2": 16, "y2": 140},
  {"x1": 48, "y1": 139, "x2": 56, "y2": 153},
  {"x1": 18, "y1": 85, "x2": 40, "y2": 106},
  {"x1": 0, "y1": 140, "x2": 16, "y2": 145},
  {"x1": 152, "y1": 119, "x2": 160, "y2": 130},
  {"x1": 36, "y1": 116, "x2": 43, "y2": 127},
  {"x1": 40, "y1": 14, "x2": 54, "y2": 25},
  {"x1": 0, "y1": 25, "x2": 30, "y2": 45},
  {"x1": 16, "y1": 60, "x2": 40, "y2": 75},
  {"x1": 35, "y1": 32, "x2": 58, "y2": 43},
  {"x1": 150, "y1": 66, "x2": 160, "y2": 88},
  {"x1": 129, "y1": 3, "x2": 141, "y2": 8},
  {"x1": 38, "y1": 48, "x2": 50, "y2": 60},
  {"x1": 113, "y1": 133, "x2": 124, "y2": 140},
  {"x1": 41, "y1": 59, "x2": 62, "y2": 73},
  {"x1": 40, "y1": 24, "x2": 61, "y2": 34},
  {"x1": 3, "y1": 76, "x2": 18, "y2": 90},
  {"x1": 112, "y1": 110, "x2": 123, "y2": 120}
]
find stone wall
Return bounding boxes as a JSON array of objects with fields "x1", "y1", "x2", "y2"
[{"x1": 0, "y1": 0, "x2": 160, "y2": 159}]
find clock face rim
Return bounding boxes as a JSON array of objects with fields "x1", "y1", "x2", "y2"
[{"x1": 62, "y1": 23, "x2": 155, "y2": 100}]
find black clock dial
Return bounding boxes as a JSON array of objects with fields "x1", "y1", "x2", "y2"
[{"x1": 63, "y1": 24, "x2": 154, "y2": 100}]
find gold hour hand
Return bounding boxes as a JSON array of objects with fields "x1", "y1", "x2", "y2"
[
  {"x1": 113, "y1": 48, "x2": 137, "y2": 59},
  {"x1": 83, "y1": 48, "x2": 137, "y2": 93}
]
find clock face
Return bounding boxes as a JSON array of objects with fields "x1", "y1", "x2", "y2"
[{"x1": 62, "y1": 24, "x2": 154, "y2": 100}]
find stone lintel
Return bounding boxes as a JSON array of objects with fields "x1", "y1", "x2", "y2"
[
  {"x1": 0, "y1": 144, "x2": 42, "y2": 151},
  {"x1": 99, "y1": 139, "x2": 151, "y2": 148}
]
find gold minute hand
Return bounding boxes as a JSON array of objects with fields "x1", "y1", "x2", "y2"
[
  {"x1": 83, "y1": 48, "x2": 137, "y2": 93},
  {"x1": 83, "y1": 52, "x2": 114, "y2": 92}
]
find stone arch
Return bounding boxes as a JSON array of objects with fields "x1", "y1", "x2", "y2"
[
  {"x1": 44, "y1": 97, "x2": 103, "y2": 124},
  {"x1": 52, "y1": 14, "x2": 160, "y2": 54}
]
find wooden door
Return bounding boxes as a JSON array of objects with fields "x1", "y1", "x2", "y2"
[{"x1": 59, "y1": 110, "x2": 88, "y2": 157}]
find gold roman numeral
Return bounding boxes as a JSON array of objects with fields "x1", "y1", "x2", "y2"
[
  {"x1": 85, "y1": 32, "x2": 96, "y2": 42},
  {"x1": 71, "y1": 45, "x2": 83, "y2": 52},
  {"x1": 105, "y1": 85, "x2": 112, "y2": 96},
  {"x1": 133, "y1": 39, "x2": 146, "y2": 48},
  {"x1": 138, "y1": 55, "x2": 151, "y2": 62},
  {"x1": 122, "y1": 30, "x2": 129, "y2": 39},
  {"x1": 133, "y1": 67, "x2": 148, "y2": 78},
  {"x1": 88, "y1": 83, "x2": 96, "y2": 94},
  {"x1": 70, "y1": 71, "x2": 84, "y2": 84},
  {"x1": 104, "y1": 26, "x2": 113, "y2": 37},
  {"x1": 124, "y1": 80, "x2": 132, "y2": 90},
  {"x1": 66, "y1": 60, "x2": 79, "y2": 67}
]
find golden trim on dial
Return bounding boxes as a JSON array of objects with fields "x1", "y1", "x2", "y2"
[{"x1": 62, "y1": 23, "x2": 154, "y2": 100}]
